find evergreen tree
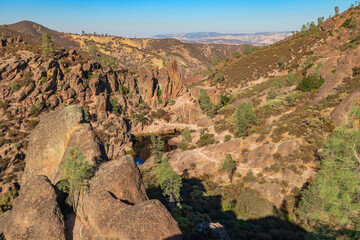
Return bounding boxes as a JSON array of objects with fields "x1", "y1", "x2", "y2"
[
  {"x1": 199, "y1": 89, "x2": 213, "y2": 114},
  {"x1": 298, "y1": 106, "x2": 360, "y2": 229},
  {"x1": 150, "y1": 134, "x2": 164, "y2": 163},
  {"x1": 234, "y1": 102, "x2": 257, "y2": 137},
  {"x1": 41, "y1": 32, "x2": 54, "y2": 57},
  {"x1": 219, "y1": 154, "x2": 236, "y2": 182},
  {"x1": 58, "y1": 147, "x2": 94, "y2": 211},
  {"x1": 335, "y1": 6, "x2": 340, "y2": 16},
  {"x1": 156, "y1": 158, "x2": 182, "y2": 203}
]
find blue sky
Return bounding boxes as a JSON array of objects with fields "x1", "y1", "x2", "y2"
[{"x1": 0, "y1": 0, "x2": 356, "y2": 37}]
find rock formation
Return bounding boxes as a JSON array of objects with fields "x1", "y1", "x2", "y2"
[
  {"x1": 4, "y1": 175, "x2": 66, "y2": 240},
  {"x1": 1, "y1": 105, "x2": 182, "y2": 240}
]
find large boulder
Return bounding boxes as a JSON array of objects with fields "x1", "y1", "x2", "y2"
[
  {"x1": 4, "y1": 175, "x2": 66, "y2": 240},
  {"x1": 77, "y1": 156, "x2": 182, "y2": 240},
  {"x1": 21, "y1": 105, "x2": 103, "y2": 185}
]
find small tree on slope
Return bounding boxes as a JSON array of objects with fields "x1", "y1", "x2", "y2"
[{"x1": 41, "y1": 32, "x2": 54, "y2": 57}]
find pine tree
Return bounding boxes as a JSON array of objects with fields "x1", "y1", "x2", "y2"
[
  {"x1": 335, "y1": 6, "x2": 340, "y2": 16},
  {"x1": 199, "y1": 89, "x2": 213, "y2": 114},
  {"x1": 57, "y1": 147, "x2": 94, "y2": 211},
  {"x1": 41, "y1": 32, "x2": 54, "y2": 57},
  {"x1": 234, "y1": 102, "x2": 257, "y2": 137},
  {"x1": 150, "y1": 134, "x2": 164, "y2": 163},
  {"x1": 219, "y1": 154, "x2": 236, "y2": 182},
  {"x1": 156, "y1": 158, "x2": 182, "y2": 203},
  {"x1": 298, "y1": 106, "x2": 360, "y2": 229}
]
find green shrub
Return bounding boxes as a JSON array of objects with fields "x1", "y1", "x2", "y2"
[
  {"x1": 232, "y1": 50, "x2": 241, "y2": 58},
  {"x1": 109, "y1": 97, "x2": 121, "y2": 114},
  {"x1": 296, "y1": 76, "x2": 325, "y2": 92},
  {"x1": 286, "y1": 73, "x2": 299, "y2": 86},
  {"x1": 30, "y1": 99, "x2": 44, "y2": 117},
  {"x1": 169, "y1": 99, "x2": 176, "y2": 105},
  {"x1": 219, "y1": 154, "x2": 236, "y2": 182},
  {"x1": 234, "y1": 102, "x2": 257, "y2": 137},
  {"x1": 0, "y1": 189, "x2": 18, "y2": 214},
  {"x1": 243, "y1": 45, "x2": 258, "y2": 55},
  {"x1": 57, "y1": 147, "x2": 94, "y2": 211},
  {"x1": 224, "y1": 135, "x2": 231, "y2": 142},
  {"x1": 199, "y1": 89, "x2": 213, "y2": 115},
  {"x1": 10, "y1": 81, "x2": 20, "y2": 92},
  {"x1": 118, "y1": 84, "x2": 129, "y2": 95},
  {"x1": 197, "y1": 133, "x2": 215, "y2": 147},
  {"x1": 215, "y1": 73, "x2": 225, "y2": 82},
  {"x1": 211, "y1": 57, "x2": 221, "y2": 66}
]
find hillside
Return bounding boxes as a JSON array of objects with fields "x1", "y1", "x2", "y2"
[
  {"x1": 8, "y1": 21, "x2": 79, "y2": 48},
  {"x1": 154, "y1": 31, "x2": 292, "y2": 45},
  {"x1": 69, "y1": 34, "x2": 245, "y2": 75}
]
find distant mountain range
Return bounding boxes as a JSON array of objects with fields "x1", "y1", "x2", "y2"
[{"x1": 153, "y1": 32, "x2": 293, "y2": 45}]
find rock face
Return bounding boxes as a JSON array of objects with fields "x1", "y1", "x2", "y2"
[
  {"x1": 21, "y1": 105, "x2": 103, "y2": 185},
  {"x1": 77, "y1": 156, "x2": 182, "y2": 240},
  {"x1": 331, "y1": 90, "x2": 360, "y2": 126},
  {"x1": 3, "y1": 106, "x2": 182, "y2": 240},
  {"x1": 4, "y1": 175, "x2": 66, "y2": 240}
]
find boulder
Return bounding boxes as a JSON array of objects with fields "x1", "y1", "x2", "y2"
[
  {"x1": 195, "y1": 222, "x2": 230, "y2": 240},
  {"x1": 21, "y1": 105, "x2": 103, "y2": 185},
  {"x1": 78, "y1": 156, "x2": 182, "y2": 240},
  {"x1": 4, "y1": 175, "x2": 66, "y2": 240}
]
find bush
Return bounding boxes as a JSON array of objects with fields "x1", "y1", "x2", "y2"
[
  {"x1": 199, "y1": 89, "x2": 213, "y2": 115},
  {"x1": 0, "y1": 189, "x2": 18, "y2": 214},
  {"x1": 30, "y1": 99, "x2": 44, "y2": 117},
  {"x1": 224, "y1": 135, "x2": 231, "y2": 142},
  {"x1": 219, "y1": 154, "x2": 236, "y2": 182},
  {"x1": 214, "y1": 73, "x2": 225, "y2": 82},
  {"x1": 109, "y1": 97, "x2": 121, "y2": 114},
  {"x1": 10, "y1": 81, "x2": 20, "y2": 92},
  {"x1": 118, "y1": 84, "x2": 129, "y2": 95},
  {"x1": 243, "y1": 45, "x2": 258, "y2": 55},
  {"x1": 197, "y1": 134, "x2": 215, "y2": 147},
  {"x1": 296, "y1": 75, "x2": 325, "y2": 92},
  {"x1": 101, "y1": 55, "x2": 118, "y2": 69},
  {"x1": 232, "y1": 50, "x2": 241, "y2": 58},
  {"x1": 169, "y1": 99, "x2": 176, "y2": 105},
  {"x1": 234, "y1": 102, "x2": 257, "y2": 137},
  {"x1": 57, "y1": 147, "x2": 94, "y2": 211}
]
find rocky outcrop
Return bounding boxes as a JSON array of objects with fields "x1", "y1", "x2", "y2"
[
  {"x1": 3, "y1": 106, "x2": 182, "y2": 240},
  {"x1": 21, "y1": 105, "x2": 103, "y2": 185},
  {"x1": 331, "y1": 90, "x2": 360, "y2": 126},
  {"x1": 4, "y1": 175, "x2": 66, "y2": 240},
  {"x1": 77, "y1": 156, "x2": 182, "y2": 240}
]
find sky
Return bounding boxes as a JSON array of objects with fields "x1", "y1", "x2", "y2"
[{"x1": 0, "y1": 0, "x2": 357, "y2": 37}]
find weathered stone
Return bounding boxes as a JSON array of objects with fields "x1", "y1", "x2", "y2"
[
  {"x1": 21, "y1": 105, "x2": 102, "y2": 185},
  {"x1": 78, "y1": 156, "x2": 182, "y2": 240},
  {"x1": 4, "y1": 175, "x2": 66, "y2": 240}
]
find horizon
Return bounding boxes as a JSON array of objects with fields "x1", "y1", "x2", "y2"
[{"x1": 0, "y1": 0, "x2": 356, "y2": 38}]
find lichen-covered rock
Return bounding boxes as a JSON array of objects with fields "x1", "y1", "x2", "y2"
[{"x1": 4, "y1": 175, "x2": 66, "y2": 240}]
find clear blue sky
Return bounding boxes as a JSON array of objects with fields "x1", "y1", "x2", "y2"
[{"x1": 0, "y1": 0, "x2": 356, "y2": 37}]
